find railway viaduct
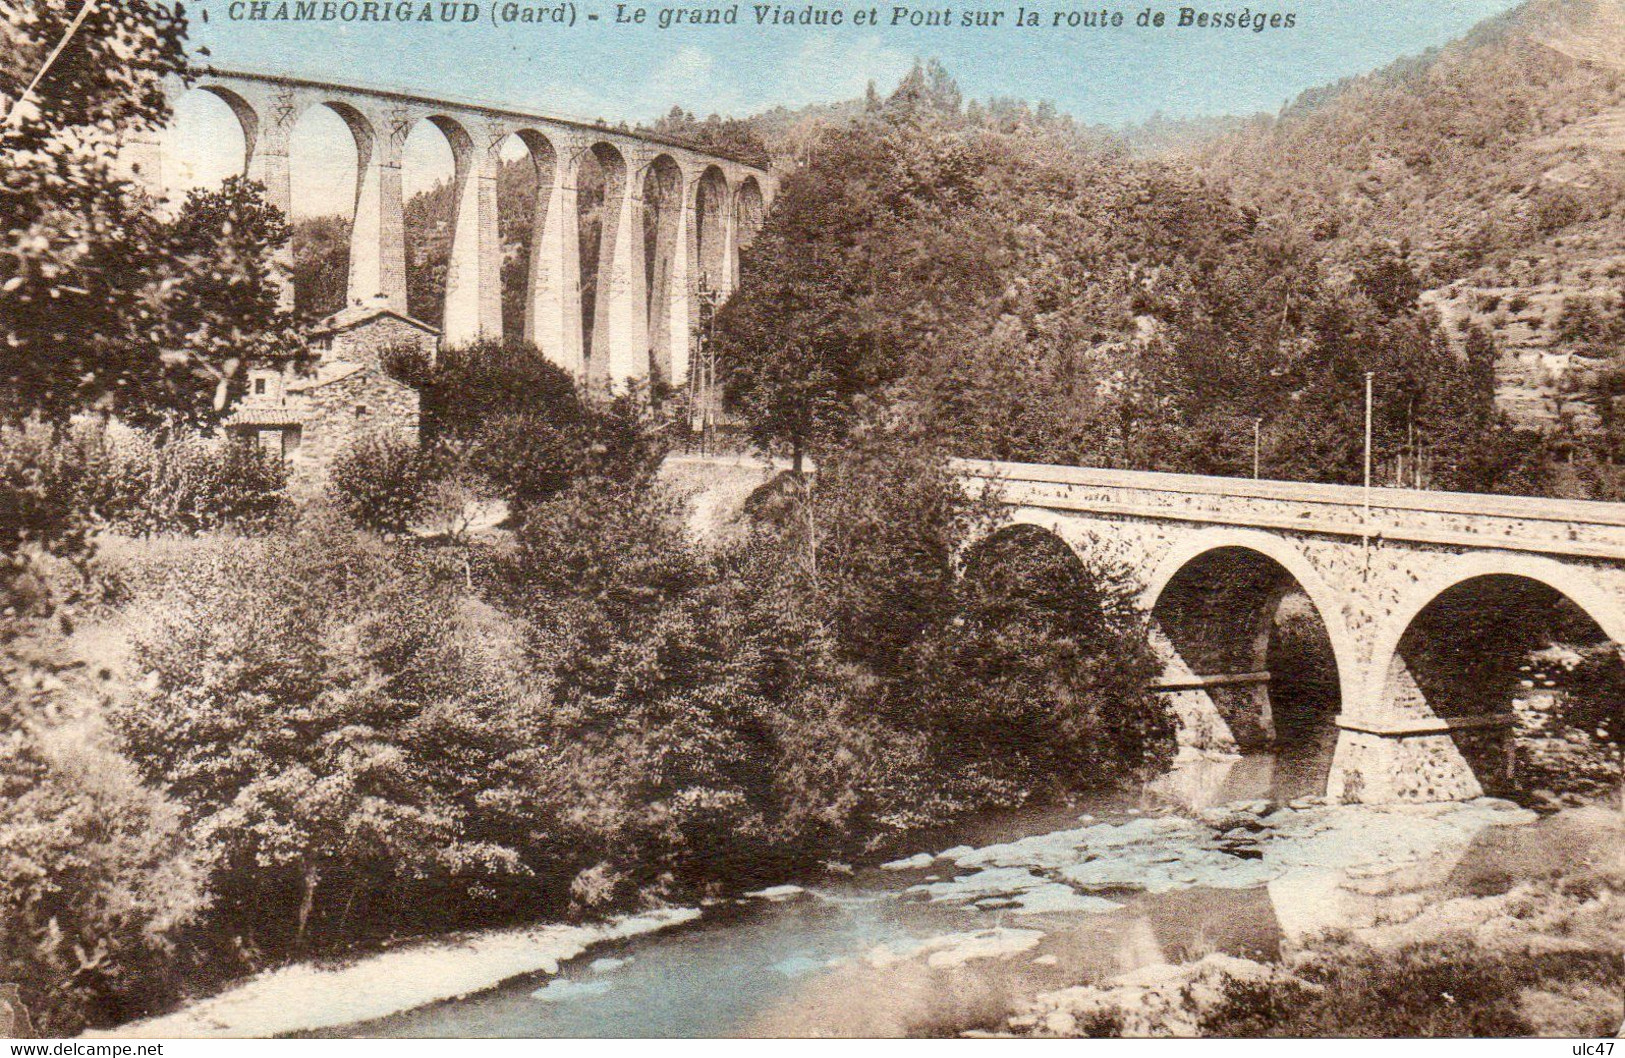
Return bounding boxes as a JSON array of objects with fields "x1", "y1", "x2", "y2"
[
  {"x1": 958, "y1": 459, "x2": 1625, "y2": 804},
  {"x1": 120, "y1": 67, "x2": 776, "y2": 390}
]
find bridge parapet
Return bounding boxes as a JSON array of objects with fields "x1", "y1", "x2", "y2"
[{"x1": 954, "y1": 458, "x2": 1625, "y2": 562}]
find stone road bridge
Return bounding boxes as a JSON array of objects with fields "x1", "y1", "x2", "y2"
[
  {"x1": 956, "y1": 458, "x2": 1625, "y2": 804},
  {"x1": 120, "y1": 67, "x2": 776, "y2": 390}
]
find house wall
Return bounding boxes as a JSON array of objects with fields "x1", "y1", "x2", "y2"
[{"x1": 294, "y1": 316, "x2": 433, "y2": 483}]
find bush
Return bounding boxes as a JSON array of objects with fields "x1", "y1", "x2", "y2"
[
  {"x1": 892, "y1": 525, "x2": 1173, "y2": 802},
  {"x1": 422, "y1": 339, "x2": 667, "y2": 513},
  {"x1": 1201, "y1": 936, "x2": 1622, "y2": 1037},
  {"x1": 500, "y1": 430, "x2": 1176, "y2": 894},
  {"x1": 0, "y1": 597, "x2": 202, "y2": 1035},
  {"x1": 109, "y1": 513, "x2": 555, "y2": 954},
  {"x1": 0, "y1": 419, "x2": 290, "y2": 541},
  {"x1": 774, "y1": 436, "x2": 1174, "y2": 816},
  {"x1": 0, "y1": 418, "x2": 98, "y2": 562},
  {"x1": 130, "y1": 433, "x2": 289, "y2": 535},
  {"x1": 328, "y1": 432, "x2": 431, "y2": 534},
  {"x1": 513, "y1": 480, "x2": 794, "y2": 898}
]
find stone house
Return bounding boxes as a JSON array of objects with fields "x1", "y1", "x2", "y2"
[{"x1": 224, "y1": 300, "x2": 438, "y2": 483}]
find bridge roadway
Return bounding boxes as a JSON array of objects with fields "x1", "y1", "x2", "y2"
[{"x1": 956, "y1": 458, "x2": 1625, "y2": 804}]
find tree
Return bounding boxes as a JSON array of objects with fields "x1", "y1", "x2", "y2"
[
  {"x1": 422, "y1": 339, "x2": 666, "y2": 514},
  {"x1": 1, "y1": 0, "x2": 190, "y2": 422},
  {"x1": 111, "y1": 516, "x2": 550, "y2": 953},
  {"x1": 714, "y1": 87, "x2": 1001, "y2": 468},
  {"x1": 141, "y1": 176, "x2": 308, "y2": 427},
  {"x1": 0, "y1": 621, "x2": 201, "y2": 1035},
  {"x1": 719, "y1": 66, "x2": 1542, "y2": 497},
  {"x1": 329, "y1": 432, "x2": 433, "y2": 535},
  {"x1": 642, "y1": 107, "x2": 771, "y2": 168},
  {"x1": 291, "y1": 214, "x2": 352, "y2": 321}
]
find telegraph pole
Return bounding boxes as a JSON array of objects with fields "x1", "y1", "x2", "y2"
[
  {"x1": 1253, "y1": 417, "x2": 1262, "y2": 480},
  {"x1": 1364, "y1": 372, "x2": 1374, "y2": 513},
  {"x1": 1363, "y1": 371, "x2": 1375, "y2": 567}
]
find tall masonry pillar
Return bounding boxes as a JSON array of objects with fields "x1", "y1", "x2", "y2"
[
  {"x1": 665, "y1": 177, "x2": 696, "y2": 387},
  {"x1": 720, "y1": 186, "x2": 740, "y2": 294},
  {"x1": 246, "y1": 88, "x2": 297, "y2": 311},
  {"x1": 348, "y1": 105, "x2": 408, "y2": 313},
  {"x1": 525, "y1": 141, "x2": 585, "y2": 378},
  {"x1": 443, "y1": 123, "x2": 505, "y2": 346},
  {"x1": 114, "y1": 75, "x2": 185, "y2": 196},
  {"x1": 590, "y1": 152, "x2": 649, "y2": 391}
]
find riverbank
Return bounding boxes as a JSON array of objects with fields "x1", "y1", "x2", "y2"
[
  {"x1": 1000, "y1": 802, "x2": 1624, "y2": 1038},
  {"x1": 97, "y1": 779, "x2": 1620, "y2": 1039},
  {"x1": 99, "y1": 908, "x2": 700, "y2": 1039}
]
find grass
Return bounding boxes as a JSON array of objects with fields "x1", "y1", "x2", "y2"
[{"x1": 1200, "y1": 936, "x2": 1621, "y2": 1038}]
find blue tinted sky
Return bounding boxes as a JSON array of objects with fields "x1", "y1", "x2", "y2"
[{"x1": 186, "y1": 0, "x2": 1521, "y2": 125}]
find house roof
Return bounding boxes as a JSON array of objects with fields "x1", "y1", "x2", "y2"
[
  {"x1": 224, "y1": 406, "x2": 306, "y2": 427},
  {"x1": 310, "y1": 302, "x2": 441, "y2": 338},
  {"x1": 286, "y1": 361, "x2": 367, "y2": 392}
]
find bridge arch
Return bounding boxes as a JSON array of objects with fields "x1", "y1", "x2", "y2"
[
  {"x1": 694, "y1": 165, "x2": 731, "y2": 291},
  {"x1": 489, "y1": 128, "x2": 559, "y2": 339},
  {"x1": 391, "y1": 112, "x2": 474, "y2": 329},
  {"x1": 179, "y1": 84, "x2": 262, "y2": 181},
  {"x1": 1144, "y1": 527, "x2": 1360, "y2": 707},
  {"x1": 318, "y1": 99, "x2": 377, "y2": 180},
  {"x1": 1371, "y1": 552, "x2": 1625, "y2": 698},
  {"x1": 298, "y1": 100, "x2": 381, "y2": 313},
  {"x1": 642, "y1": 153, "x2": 687, "y2": 388},
  {"x1": 1144, "y1": 529, "x2": 1355, "y2": 786},
  {"x1": 1355, "y1": 552, "x2": 1625, "y2": 799},
  {"x1": 583, "y1": 140, "x2": 641, "y2": 387},
  {"x1": 736, "y1": 175, "x2": 766, "y2": 251}
]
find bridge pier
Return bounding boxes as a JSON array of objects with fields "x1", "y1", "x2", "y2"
[
  {"x1": 346, "y1": 109, "x2": 408, "y2": 314},
  {"x1": 647, "y1": 162, "x2": 694, "y2": 388},
  {"x1": 589, "y1": 146, "x2": 649, "y2": 390},
  {"x1": 244, "y1": 90, "x2": 296, "y2": 311},
  {"x1": 442, "y1": 120, "x2": 505, "y2": 347},
  {"x1": 1327, "y1": 717, "x2": 1515, "y2": 803},
  {"x1": 524, "y1": 140, "x2": 585, "y2": 376}
]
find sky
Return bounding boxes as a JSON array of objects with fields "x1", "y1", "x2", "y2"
[{"x1": 161, "y1": 0, "x2": 1525, "y2": 214}]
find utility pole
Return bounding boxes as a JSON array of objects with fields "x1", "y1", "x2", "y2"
[
  {"x1": 692, "y1": 276, "x2": 722, "y2": 456},
  {"x1": 1364, "y1": 371, "x2": 1375, "y2": 550},
  {"x1": 1253, "y1": 417, "x2": 1262, "y2": 480}
]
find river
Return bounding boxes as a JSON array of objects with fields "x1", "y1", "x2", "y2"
[{"x1": 316, "y1": 751, "x2": 1541, "y2": 1038}]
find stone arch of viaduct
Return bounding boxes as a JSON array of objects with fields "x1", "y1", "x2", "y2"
[
  {"x1": 958, "y1": 459, "x2": 1625, "y2": 805},
  {"x1": 121, "y1": 68, "x2": 777, "y2": 390}
]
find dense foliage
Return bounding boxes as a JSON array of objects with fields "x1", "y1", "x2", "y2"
[
  {"x1": 111, "y1": 519, "x2": 555, "y2": 951},
  {"x1": 5, "y1": 0, "x2": 1616, "y2": 1038},
  {"x1": 715, "y1": 66, "x2": 1544, "y2": 494},
  {"x1": 0, "y1": 419, "x2": 290, "y2": 547},
  {"x1": 1193, "y1": 0, "x2": 1625, "y2": 285},
  {"x1": 328, "y1": 432, "x2": 433, "y2": 535},
  {"x1": 420, "y1": 339, "x2": 666, "y2": 512},
  {"x1": 3, "y1": 4, "x2": 302, "y2": 426},
  {"x1": 0, "y1": 615, "x2": 202, "y2": 1036},
  {"x1": 1202, "y1": 936, "x2": 1622, "y2": 1038},
  {"x1": 641, "y1": 105, "x2": 772, "y2": 168}
]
